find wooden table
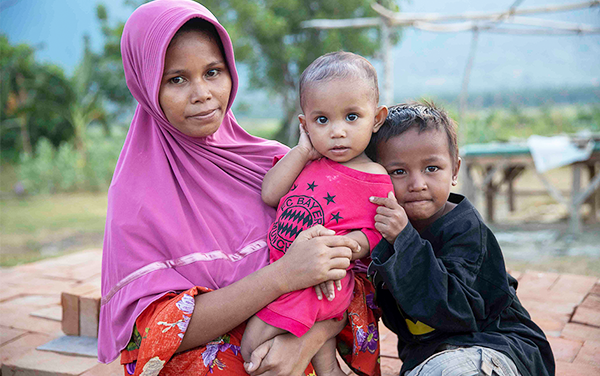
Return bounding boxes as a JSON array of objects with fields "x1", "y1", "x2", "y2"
[{"x1": 460, "y1": 140, "x2": 600, "y2": 233}]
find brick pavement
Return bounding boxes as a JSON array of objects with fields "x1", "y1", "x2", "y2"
[{"x1": 1, "y1": 249, "x2": 599, "y2": 375}]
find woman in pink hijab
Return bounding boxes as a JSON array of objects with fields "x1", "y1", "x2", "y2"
[{"x1": 99, "y1": 1, "x2": 381, "y2": 374}]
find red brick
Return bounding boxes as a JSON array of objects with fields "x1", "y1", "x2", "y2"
[
  {"x1": 30, "y1": 305, "x2": 62, "y2": 322},
  {"x1": 2, "y1": 348, "x2": 99, "y2": 375},
  {"x1": 0, "y1": 305, "x2": 62, "y2": 336},
  {"x1": 5, "y1": 277, "x2": 76, "y2": 296},
  {"x1": 572, "y1": 306, "x2": 600, "y2": 328},
  {"x1": 561, "y1": 323, "x2": 600, "y2": 342},
  {"x1": 379, "y1": 324, "x2": 398, "y2": 358},
  {"x1": 548, "y1": 336, "x2": 583, "y2": 363},
  {"x1": 61, "y1": 292, "x2": 79, "y2": 336},
  {"x1": 80, "y1": 356, "x2": 124, "y2": 376},
  {"x1": 2, "y1": 294, "x2": 59, "y2": 308},
  {"x1": 380, "y1": 356, "x2": 402, "y2": 376},
  {"x1": 555, "y1": 360, "x2": 600, "y2": 376},
  {"x1": 79, "y1": 291, "x2": 101, "y2": 338},
  {"x1": 589, "y1": 283, "x2": 600, "y2": 296},
  {"x1": 518, "y1": 270, "x2": 560, "y2": 293},
  {"x1": 580, "y1": 294, "x2": 600, "y2": 310},
  {"x1": 574, "y1": 340, "x2": 600, "y2": 367},
  {"x1": 0, "y1": 326, "x2": 26, "y2": 346},
  {"x1": 0, "y1": 333, "x2": 53, "y2": 363},
  {"x1": 552, "y1": 274, "x2": 598, "y2": 296}
]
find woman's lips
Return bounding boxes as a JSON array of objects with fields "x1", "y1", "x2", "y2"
[{"x1": 188, "y1": 108, "x2": 218, "y2": 120}]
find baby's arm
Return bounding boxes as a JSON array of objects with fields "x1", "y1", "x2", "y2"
[
  {"x1": 315, "y1": 230, "x2": 369, "y2": 301},
  {"x1": 262, "y1": 125, "x2": 321, "y2": 207}
]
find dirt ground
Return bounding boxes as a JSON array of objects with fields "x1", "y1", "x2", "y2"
[{"x1": 463, "y1": 165, "x2": 600, "y2": 277}]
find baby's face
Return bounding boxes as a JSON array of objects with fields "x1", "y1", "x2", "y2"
[
  {"x1": 299, "y1": 77, "x2": 384, "y2": 164},
  {"x1": 377, "y1": 127, "x2": 459, "y2": 229}
]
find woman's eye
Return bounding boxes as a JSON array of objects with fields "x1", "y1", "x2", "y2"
[
  {"x1": 346, "y1": 113, "x2": 358, "y2": 121},
  {"x1": 169, "y1": 76, "x2": 185, "y2": 84},
  {"x1": 206, "y1": 69, "x2": 219, "y2": 78},
  {"x1": 390, "y1": 169, "x2": 406, "y2": 175},
  {"x1": 425, "y1": 166, "x2": 439, "y2": 173},
  {"x1": 316, "y1": 116, "x2": 328, "y2": 125}
]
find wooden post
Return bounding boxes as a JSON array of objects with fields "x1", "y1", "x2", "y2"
[
  {"x1": 486, "y1": 165, "x2": 495, "y2": 223},
  {"x1": 380, "y1": 19, "x2": 393, "y2": 106},
  {"x1": 570, "y1": 163, "x2": 582, "y2": 233},
  {"x1": 587, "y1": 163, "x2": 598, "y2": 223}
]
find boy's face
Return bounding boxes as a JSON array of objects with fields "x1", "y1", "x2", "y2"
[
  {"x1": 376, "y1": 127, "x2": 460, "y2": 229},
  {"x1": 299, "y1": 78, "x2": 386, "y2": 164}
]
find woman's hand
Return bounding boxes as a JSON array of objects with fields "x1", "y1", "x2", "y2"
[
  {"x1": 274, "y1": 225, "x2": 359, "y2": 294},
  {"x1": 296, "y1": 123, "x2": 322, "y2": 161},
  {"x1": 370, "y1": 191, "x2": 408, "y2": 243},
  {"x1": 244, "y1": 315, "x2": 347, "y2": 376}
]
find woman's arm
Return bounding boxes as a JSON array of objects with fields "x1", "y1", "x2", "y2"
[
  {"x1": 177, "y1": 225, "x2": 359, "y2": 352},
  {"x1": 261, "y1": 125, "x2": 322, "y2": 207},
  {"x1": 245, "y1": 315, "x2": 346, "y2": 376}
]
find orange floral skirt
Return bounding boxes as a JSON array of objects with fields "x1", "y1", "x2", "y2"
[{"x1": 121, "y1": 273, "x2": 381, "y2": 376}]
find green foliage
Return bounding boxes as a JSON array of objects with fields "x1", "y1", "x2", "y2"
[
  {"x1": 458, "y1": 104, "x2": 600, "y2": 145},
  {"x1": 18, "y1": 128, "x2": 126, "y2": 195}
]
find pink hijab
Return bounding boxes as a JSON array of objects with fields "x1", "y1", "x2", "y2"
[{"x1": 98, "y1": 0, "x2": 289, "y2": 363}]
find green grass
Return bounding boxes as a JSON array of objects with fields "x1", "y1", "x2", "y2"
[
  {"x1": 0, "y1": 192, "x2": 108, "y2": 266},
  {"x1": 238, "y1": 118, "x2": 282, "y2": 140}
]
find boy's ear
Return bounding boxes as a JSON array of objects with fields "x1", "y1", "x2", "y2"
[
  {"x1": 372, "y1": 106, "x2": 388, "y2": 133},
  {"x1": 298, "y1": 114, "x2": 308, "y2": 134},
  {"x1": 452, "y1": 157, "x2": 462, "y2": 186}
]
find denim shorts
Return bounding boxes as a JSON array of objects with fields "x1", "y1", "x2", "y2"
[{"x1": 404, "y1": 346, "x2": 521, "y2": 376}]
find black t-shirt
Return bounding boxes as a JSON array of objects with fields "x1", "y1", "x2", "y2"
[{"x1": 369, "y1": 193, "x2": 554, "y2": 376}]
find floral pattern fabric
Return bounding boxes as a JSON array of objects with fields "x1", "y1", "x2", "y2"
[{"x1": 121, "y1": 274, "x2": 380, "y2": 376}]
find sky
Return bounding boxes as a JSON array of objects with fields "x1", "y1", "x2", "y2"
[{"x1": 1, "y1": 0, "x2": 599, "y2": 105}]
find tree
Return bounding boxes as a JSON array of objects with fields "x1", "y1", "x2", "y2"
[
  {"x1": 96, "y1": 0, "x2": 401, "y2": 144},
  {"x1": 199, "y1": 0, "x2": 400, "y2": 143},
  {"x1": 1, "y1": 35, "x2": 73, "y2": 161}
]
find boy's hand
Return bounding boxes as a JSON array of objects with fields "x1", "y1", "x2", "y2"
[
  {"x1": 370, "y1": 191, "x2": 408, "y2": 243},
  {"x1": 296, "y1": 123, "x2": 322, "y2": 161},
  {"x1": 314, "y1": 280, "x2": 342, "y2": 301}
]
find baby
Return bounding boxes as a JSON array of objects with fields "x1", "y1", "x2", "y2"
[{"x1": 241, "y1": 51, "x2": 393, "y2": 376}]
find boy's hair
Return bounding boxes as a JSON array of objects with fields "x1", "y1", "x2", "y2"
[
  {"x1": 366, "y1": 101, "x2": 459, "y2": 164},
  {"x1": 299, "y1": 51, "x2": 379, "y2": 109}
]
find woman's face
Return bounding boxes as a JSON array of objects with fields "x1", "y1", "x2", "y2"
[{"x1": 159, "y1": 30, "x2": 232, "y2": 138}]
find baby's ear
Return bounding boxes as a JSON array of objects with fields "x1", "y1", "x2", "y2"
[
  {"x1": 373, "y1": 106, "x2": 388, "y2": 133},
  {"x1": 298, "y1": 114, "x2": 307, "y2": 132}
]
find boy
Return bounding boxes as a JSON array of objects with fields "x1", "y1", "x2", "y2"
[{"x1": 366, "y1": 102, "x2": 554, "y2": 376}]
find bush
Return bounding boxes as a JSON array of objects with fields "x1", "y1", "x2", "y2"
[{"x1": 18, "y1": 127, "x2": 126, "y2": 194}]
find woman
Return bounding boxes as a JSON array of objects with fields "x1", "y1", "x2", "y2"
[{"x1": 99, "y1": 1, "x2": 380, "y2": 375}]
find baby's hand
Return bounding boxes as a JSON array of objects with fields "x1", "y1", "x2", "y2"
[
  {"x1": 370, "y1": 191, "x2": 408, "y2": 243},
  {"x1": 296, "y1": 123, "x2": 322, "y2": 161},
  {"x1": 314, "y1": 280, "x2": 342, "y2": 301}
]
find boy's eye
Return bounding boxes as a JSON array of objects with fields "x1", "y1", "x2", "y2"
[
  {"x1": 346, "y1": 113, "x2": 358, "y2": 122},
  {"x1": 425, "y1": 166, "x2": 439, "y2": 173},
  {"x1": 316, "y1": 116, "x2": 328, "y2": 125},
  {"x1": 390, "y1": 169, "x2": 406, "y2": 175},
  {"x1": 169, "y1": 76, "x2": 185, "y2": 84}
]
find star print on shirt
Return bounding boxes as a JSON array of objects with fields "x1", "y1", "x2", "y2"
[
  {"x1": 323, "y1": 193, "x2": 336, "y2": 205},
  {"x1": 331, "y1": 212, "x2": 343, "y2": 223},
  {"x1": 290, "y1": 183, "x2": 298, "y2": 191},
  {"x1": 307, "y1": 181, "x2": 318, "y2": 191}
]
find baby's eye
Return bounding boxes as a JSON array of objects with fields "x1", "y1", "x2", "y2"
[
  {"x1": 316, "y1": 116, "x2": 328, "y2": 125},
  {"x1": 425, "y1": 166, "x2": 439, "y2": 173},
  {"x1": 346, "y1": 113, "x2": 358, "y2": 122},
  {"x1": 390, "y1": 169, "x2": 406, "y2": 175},
  {"x1": 206, "y1": 69, "x2": 219, "y2": 78},
  {"x1": 169, "y1": 76, "x2": 185, "y2": 84}
]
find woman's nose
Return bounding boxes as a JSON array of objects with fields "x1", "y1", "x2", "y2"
[{"x1": 190, "y1": 80, "x2": 211, "y2": 103}]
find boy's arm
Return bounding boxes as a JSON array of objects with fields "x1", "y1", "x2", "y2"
[
  {"x1": 344, "y1": 230, "x2": 370, "y2": 260},
  {"x1": 261, "y1": 125, "x2": 321, "y2": 207},
  {"x1": 369, "y1": 217, "x2": 502, "y2": 334}
]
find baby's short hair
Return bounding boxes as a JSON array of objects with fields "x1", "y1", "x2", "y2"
[
  {"x1": 366, "y1": 101, "x2": 459, "y2": 164},
  {"x1": 299, "y1": 51, "x2": 379, "y2": 109}
]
